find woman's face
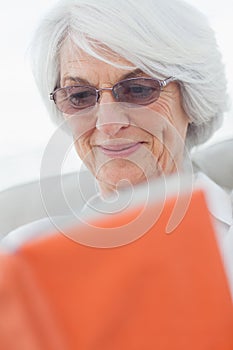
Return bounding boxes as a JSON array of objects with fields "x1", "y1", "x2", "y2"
[{"x1": 59, "y1": 42, "x2": 189, "y2": 196}]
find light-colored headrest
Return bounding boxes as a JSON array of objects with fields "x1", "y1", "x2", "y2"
[{"x1": 192, "y1": 138, "x2": 233, "y2": 190}]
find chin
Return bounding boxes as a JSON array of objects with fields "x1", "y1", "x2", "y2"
[{"x1": 94, "y1": 159, "x2": 154, "y2": 192}]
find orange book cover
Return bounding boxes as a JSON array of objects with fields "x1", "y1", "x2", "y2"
[{"x1": 0, "y1": 180, "x2": 233, "y2": 350}]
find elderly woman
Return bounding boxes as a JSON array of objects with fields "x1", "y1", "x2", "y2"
[
  {"x1": 1, "y1": 0, "x2": 233, "y2": 290},
  {"x1": 31, "y1": 0, "x2": 227, "y2": 193}
]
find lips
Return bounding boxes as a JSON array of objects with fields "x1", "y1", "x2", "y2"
[{"x1": 98, "y1": 142, "x2": 143, "y2": 157}]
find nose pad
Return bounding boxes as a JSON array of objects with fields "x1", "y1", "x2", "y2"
[
  {"x1": 97, "y1": 88, "x2": 115, "y2": 104},
  {"x1": 95, "y1": 102, "x2": 130, "y2": 136}
]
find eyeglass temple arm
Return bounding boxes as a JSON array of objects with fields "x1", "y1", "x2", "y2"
[{"x1": 161, "y1": 76, "x2": 176, "y2": 87}]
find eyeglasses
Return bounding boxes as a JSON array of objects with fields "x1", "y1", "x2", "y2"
[{"x1": 50, "y1": 76, "x2": 175, "y2": 115}]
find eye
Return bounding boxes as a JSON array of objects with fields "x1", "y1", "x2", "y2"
[
  {"x1": 113, "y1": 78, "x2": 161, "y2": 104},
  {"x1": 128, "y1": 85, "x2": 154, "y2": 98},
  {"x1": 69, "y1": 91, "x2": 92, "y2": 105},
  {"x1": 67, "y1": 87, "x2": 97, "y2": 108}
]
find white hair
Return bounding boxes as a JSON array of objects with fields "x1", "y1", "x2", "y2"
[{"x1": 30, "y1": 0, "x2": 229, "y2": 148}]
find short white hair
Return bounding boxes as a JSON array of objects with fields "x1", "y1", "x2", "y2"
[{"x1": 30, "y1": 0, "x2": 229, "y2": 148}]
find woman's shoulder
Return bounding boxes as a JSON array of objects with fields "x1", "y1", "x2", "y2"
[{"x1": 0, "y1": 217, "x2": 55, "y2": 252}]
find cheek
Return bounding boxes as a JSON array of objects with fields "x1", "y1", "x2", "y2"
[
  {"x1": 155, "y1": 116, "x2": 186, "y2": 155},
  {"x1": 147, "y1": 99, "x2": 188, "y2": 150},
  {"x1": 74, "y1": 132, "x2": 102, "y2": 177},
  {"x1": 150, "y1": 120, "x2": 187, "y2": 174},
  {"x1": 149, "y1": 86, "x2": 189, "y2": 134},
  {"x1": 63, "y1": 111, "x2": 97, "y2": 139},
  {"x1": 143, "y1": 101, "x2": 188, "y2": 172},
  {"x1": 125, "y1": 106, "x2": 165, "y2": 140},
  {"x1": 64, "y1": 112, "x2": 97, "y2": 161},
  {"x1": 73, "y1": 130, "x2": 94, "y2": 168}
]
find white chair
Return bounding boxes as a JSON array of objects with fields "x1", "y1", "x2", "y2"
[
  {"x1": 191, "y1": 138, "x2": 233, "y2": 190},
  {"x1": 0, "y1": 138, "x2": 232, "y2": 238},
  {"x1": 0, "y1": 170, "x2": 96, "y2": 239}
]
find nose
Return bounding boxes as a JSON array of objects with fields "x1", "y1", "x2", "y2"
[{"x1": 96, "y1": 90, "x2": 130, "y2": 136}]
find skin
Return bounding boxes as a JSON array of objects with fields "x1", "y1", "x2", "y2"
[{"x1": 59, "y1": 40, "x2": 190, "y2": 197}]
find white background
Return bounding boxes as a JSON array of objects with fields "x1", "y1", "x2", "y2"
[{"x1": 0, "y1": 0, "x2": 233, "y2": 190}]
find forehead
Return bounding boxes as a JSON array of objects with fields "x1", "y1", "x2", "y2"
[{"x1": 59, "y1": 39, "x2": 136, "y2": 82}]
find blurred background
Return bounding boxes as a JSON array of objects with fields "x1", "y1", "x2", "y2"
[{"x1": 0, "y1": 0, "x2": 232, "y2": 191}]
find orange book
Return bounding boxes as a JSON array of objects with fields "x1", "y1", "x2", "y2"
[{"x1": 0, "y1": 183, "x2": 232, "y2": 350}]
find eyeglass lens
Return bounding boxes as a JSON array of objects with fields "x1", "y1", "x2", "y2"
[{"x1": 53, "y1": 78, "x2": 162, "y2": 114}]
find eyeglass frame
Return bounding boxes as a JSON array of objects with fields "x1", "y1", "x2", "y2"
[{"x1": 49, "y1": 76, "x2": 176, "y2": 113}]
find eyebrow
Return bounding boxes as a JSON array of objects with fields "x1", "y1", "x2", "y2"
[
  {"x1": 62, "y1": 76, "x2": 90, "y2": 86},
  {"x1": 62, "y1": 68, "x2": 145, "y2": 87},
  {"x1": 121, "y1": 68, "x2": 145, "y2": 79}
]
